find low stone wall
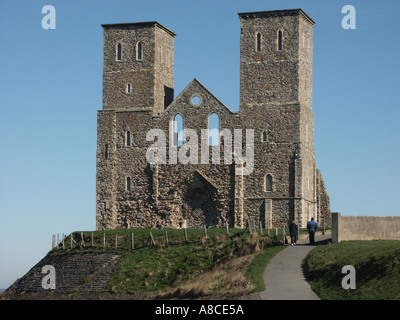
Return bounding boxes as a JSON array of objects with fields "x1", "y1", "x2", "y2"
[{"x1": 332, "y1": 212, "x2": 400, "y2": 243}]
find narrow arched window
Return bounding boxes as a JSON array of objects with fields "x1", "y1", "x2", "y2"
[
  {"x1": 126, "y1": 131, "x2": 131, "y2": 147},
  {"x1": 278, "y1": 30, "x2": 283, "y2": 51},
  {"x1": 173, "y1": 114, "x2": 183, "y2": 146},
  {"x1": 137, "y1": 42, "x2": 143, "y2": 60},
  {"x1": 208, "y1": 113, "x2": 220, "y2": 146},
  {"x1": 265, "y1": 174, "x2": 273, "y2": 192},
  {"x1": 126, "y1": 177, "x2": 131, "y2": 191},
  {"x1": 104, "y1": 144, "x2": 109, "y2": 159},
  {"x1": 262, "y1": 131, "x2": 267, "y2": 142},
  {"x1": 117, "y1": 43, "x2": 122, "y2": 61},
  {"x1": 256, "y1": 32, "x2": 261, "y2": 52}
]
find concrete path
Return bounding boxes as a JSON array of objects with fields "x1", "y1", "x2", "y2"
[{"x1": 259, "y1": 234, "x2": 331, "y2": 300}]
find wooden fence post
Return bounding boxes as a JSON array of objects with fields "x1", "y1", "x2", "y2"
[
  {"x1": 226, "y1": 222, "x2": 229, "y2": 234},
  {"x1": 131, "y1": 232, "x2": 134, "y2": 250},
  {"x1": 147, "y1": 232, "x2": 155, "y2": 246},
  {"x1": 62, "y1": 233, "x2": 65, "y2": 249},
  {"x1": 282, "y1": 226, "x2": 285, "y2": 245},
  {"x1": 184, "y1": 227, "x2": 188, "y2": 242},
  {"x1": 81, "y1": 232, "x2": 85, "y2": 247},
  {"x1": 115, "y1": 233, "x2": 118, "y2": 249},
  {"x1": 164, "y1": 230, "x2": 168, "y2": 244},
  {"x1": 103, "y1": 233, "x2": 105, "y2": 249},
  {"x1": 204, "y1": 225, "x2": 207, "y2": 239},
  {"x1": 69, "y1": 233, "x2": 77, "y2": 249},
  {"x1": 91, "y1": 232, "x2": 94, "y2": 247}
]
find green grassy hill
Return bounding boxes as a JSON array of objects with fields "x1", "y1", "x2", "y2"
[
  {"x1": 302, "y1": 240, "x2": 400, "y2": 300},
  {"x1": 51, "y1": 227, "x2": 287, "y2": 298}
]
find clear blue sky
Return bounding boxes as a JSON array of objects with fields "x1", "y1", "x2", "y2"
[{"x1": 0, "y1": 0, "x2": 399, "y2": 289}]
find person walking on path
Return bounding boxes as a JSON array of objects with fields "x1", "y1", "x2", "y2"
[
  {"x1": 289, "y1": 221, "x2": 298, "y2": 246},
  {"x1": 307, "y1": 218, "x2": 318, "y2": 245}
]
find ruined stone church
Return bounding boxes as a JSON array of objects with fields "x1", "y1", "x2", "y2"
[{"x1": 96, "y1": 9, "x2": 331, "y2": 230}]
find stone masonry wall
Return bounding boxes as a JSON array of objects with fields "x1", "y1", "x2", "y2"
[
  {"x1": 96, "y1": 9, "x2": 331, "y2": 231},
  {"x1": 317, "y1": 169, "x2": 332, "y2": 226},
  {"x1": 102, "y1": 22, "x2": 175, "y2": 114}
]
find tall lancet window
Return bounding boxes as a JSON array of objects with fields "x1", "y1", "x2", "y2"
[
  {"x1": 126, "y1": 177, "x2": 131, "y2": 191},
  {"x1": 265, "y1": 174, "x2": 273, "y2": 192},
  {"x1": 173, "y1": 114, "x2": 183, "y2": 146},
  {"x1": 117, "y1": 43, "x2": 122, "y2": 61},
  {"x1": 104, "y1": 144, "x2": 109, "y2": 159},
  {"x1": 278, "y1": 30, "x2": 283, "y2": 51},
  {"x1": 256, "y1": 32, "x2": 261, "y2": 52},
  {"x1": 262, "y1": 131, "x2": 267, "y2": 142},
  {"x1": 208, "y1": 113, "x2": 220, "y2": 146},
  {"x1": 126, "y1": 131, "x2": 131, "y2": 147},
  {"x1": 136, "y1": 42, "x2": 143, "y2": 60}
]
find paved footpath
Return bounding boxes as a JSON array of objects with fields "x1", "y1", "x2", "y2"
[{"x1": 258, "y1": 234, "x2": 332, "y2": 300}]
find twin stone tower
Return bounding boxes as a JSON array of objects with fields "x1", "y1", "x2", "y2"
[{"x1": 96, "y1": 9, "x2": 331, "y2": 231}]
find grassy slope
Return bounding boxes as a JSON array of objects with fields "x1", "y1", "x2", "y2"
[
  {"x1": 303, "y1": 240, "x2": 400, "y2": 300},
  {"x1": 55, "y1": 228, "x2": 287, "y2": 298}
]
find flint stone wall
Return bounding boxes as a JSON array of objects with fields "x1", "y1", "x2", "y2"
[{"x1": 96, "y1": 10, "x2": 331, "y2": 230}]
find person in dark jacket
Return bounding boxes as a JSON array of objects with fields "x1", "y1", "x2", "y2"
[
  {"x1": 307, "y1": 218, "x2": 318, "y2": 245},
  {"x1": 289, "y1": 221, "x2": 298, "y2": 246}
]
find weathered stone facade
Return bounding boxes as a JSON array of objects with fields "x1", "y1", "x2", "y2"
[{"x1": 96, "y1": 9, "x2": 331, "y2": 230}]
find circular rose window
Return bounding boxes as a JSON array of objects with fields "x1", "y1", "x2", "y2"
[{"x1": 191, "y1": 95, "x2": 201, "y2": 106}]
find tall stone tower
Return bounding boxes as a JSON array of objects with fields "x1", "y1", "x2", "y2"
[
  {"x1": 238, "y1": 9, "x2": 317, "y2": 227},
  {"x1": 97, "y1": 22, "x2": 176, "y2": 230},
  {"x1": 102, "y1": 22, "x2": 175, "y2": 114},
  {"x1": 239, "y1": 9, "x2": 314, "y2": 108}
]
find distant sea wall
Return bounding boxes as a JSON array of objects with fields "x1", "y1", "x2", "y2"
[{"x1": 332, "y1": 212, "x2": 400, "y2": 242}]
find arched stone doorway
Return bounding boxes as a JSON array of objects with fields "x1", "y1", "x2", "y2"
[{"x1": 173, "y1": 170, "x2": 221, "y2": 228}]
